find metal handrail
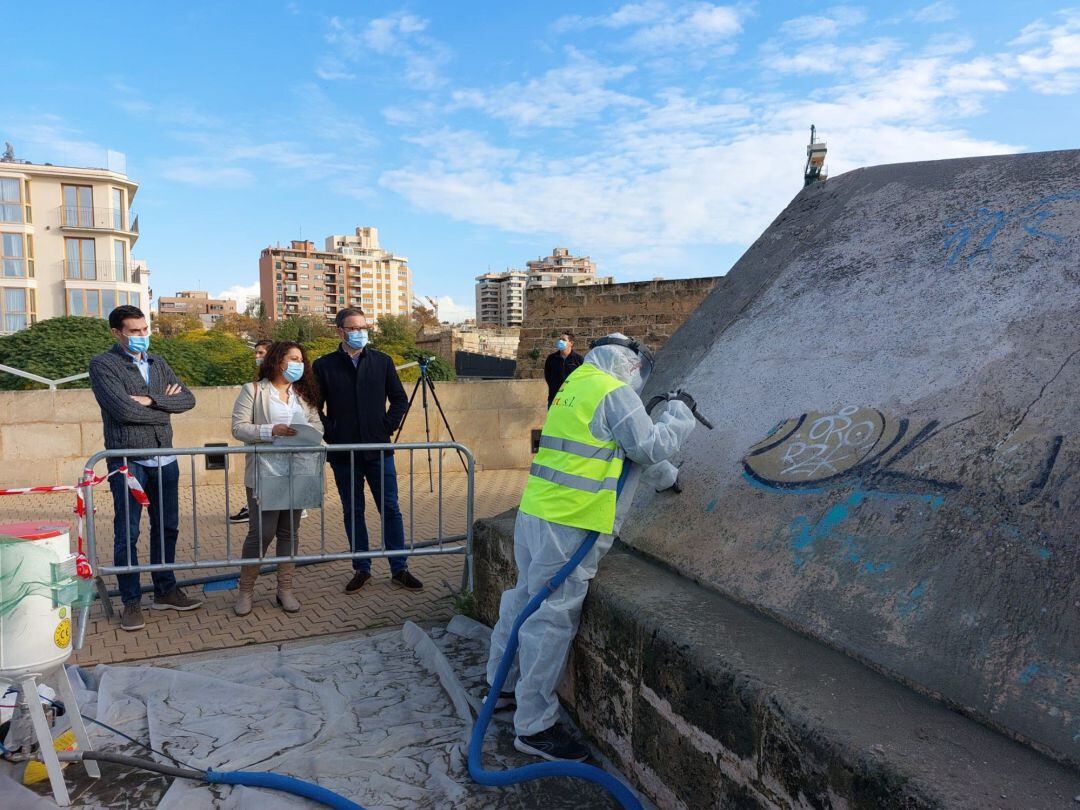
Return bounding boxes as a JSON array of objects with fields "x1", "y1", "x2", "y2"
[
  {"x1": 0, "y1": 363, "x2": 89, "y2": 389},
  {"x1": 57, "y1": 206, "x2": 138, "y2": 234}
]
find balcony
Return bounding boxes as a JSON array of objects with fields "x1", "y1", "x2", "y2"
[
  {"x1": 57, "y1": 207, "x2": 139, "y2": 236},
  {"x1": 61, "y1": 260, "x2": 141, "y2": 283}
]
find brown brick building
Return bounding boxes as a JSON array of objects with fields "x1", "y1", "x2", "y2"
[{"x1": 515, "y1": 277, "x2": 719, "y2": 378}]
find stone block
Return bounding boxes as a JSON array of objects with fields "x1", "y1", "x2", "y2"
[
  {"x1": 497, "y1": 407, "x2": 544, "y2": 441},
  {"x1": 0, "y1": 390, "x2": 57, "y2": 423},
  {"x1": 53, "y1": 389, "x2": 105, "y2": 423},
  {"x1": 1, "y1": 423, "x2": 81, "y2": 461},
  {"x1": 80, "y1": 423, "x2": 105, "y2": 457}
]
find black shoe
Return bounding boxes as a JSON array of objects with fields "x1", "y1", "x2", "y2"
[
  {"x1": 229, "y1": 506, "x2": 250, "y2": 524},
  {"x1": 345, "y1": 571, "x2": 372, "y2": 593},
  {"x1": 514, "y1": 725, "x2": 589, "y2": 762},
  {"x1": 391, "y1": 570, "x2": 424, "y2": 591},
  {"x1": 494, "y1": 691, "x2": 516, "y2": 710}
]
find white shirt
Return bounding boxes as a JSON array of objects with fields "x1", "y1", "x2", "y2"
[
  {"x1": 129, "y1": 350, "x2": 176, "y2": 468},
  {"x1": 259, "y1": 385, "x2": 310, "y2": 441}
]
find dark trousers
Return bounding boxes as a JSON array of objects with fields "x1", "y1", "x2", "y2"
[
  {"x1": 330, "y1": 453, "x2": 407, "y2": 574},
  {"x1": 108, "y1": 459, "x2": 179, "y2": 605}
]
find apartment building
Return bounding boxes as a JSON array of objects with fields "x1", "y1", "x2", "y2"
[
  {"x1": 475, "y1": 269, "x2": 527, "y2": 327},
  {"x1": 0, "y1": 147, "x2": 150, "y2": 333},
  {"x1": 259, "y1": 227, "x2": 412, "y2": 324},
  {"x1": 157, "y1": 290, "x2": 237, "y2": 328},
  {"x1": 525, "y1": 246, "x2": 612, "y2": 288}
]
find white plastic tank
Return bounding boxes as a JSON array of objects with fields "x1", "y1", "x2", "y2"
[{"x1": 0, "y1": 522, "x2": 76, "y2": 679}]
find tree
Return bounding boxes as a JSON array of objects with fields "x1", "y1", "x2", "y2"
[
  {"x1": 0, "y1": 317, "x2": 113, "y2": 390},
  {"x1": 212, "y1": 312, "x2": 267, "y2": 341},
  {"x1": 272, "y1": 314, "x2": 335, "y2": 343},
  {"x1": 411, "y1": 304, "x2": 440, "y2": 331},
  {"x1": 154, "y1": 313, "x2": 202, "y2": 337}
]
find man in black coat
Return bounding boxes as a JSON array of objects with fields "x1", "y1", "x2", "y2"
[
  {"x1": 543, "y1": 332, "x2": 583, "y2": 407},
  {"x1": 313, "y1": 308, "x2": 423, "y2": 593}
]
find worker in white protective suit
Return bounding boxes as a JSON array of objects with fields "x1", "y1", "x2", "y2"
[{"x1": 485, "y1": 334, "x2": 697, "y2": 762}]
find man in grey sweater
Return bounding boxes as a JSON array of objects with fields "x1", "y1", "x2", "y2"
[{"x1": 89, "y1": 306, "x2": 202, "y2": 631}]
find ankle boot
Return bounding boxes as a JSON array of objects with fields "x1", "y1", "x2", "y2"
[
  {"x1": 276, "y1": 563, "x2": 300, "y2": 613},
  {"x1": 234, "y1": 565, "x2": 259, "y2": 616}
]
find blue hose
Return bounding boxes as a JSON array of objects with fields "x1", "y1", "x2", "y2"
[
  {"x1": 468, "y1": 468, "x2": 643, "y2": 810},
  {"x1": 205, "y1": 769, "x2": 366, "y2": 810}
]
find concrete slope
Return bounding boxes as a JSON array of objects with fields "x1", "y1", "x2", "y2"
[{"x1": 629, "y1": 148, "x2": 1080, "y2": 765}]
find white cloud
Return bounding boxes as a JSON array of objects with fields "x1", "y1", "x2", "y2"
[
  {"x1": 215, "y1": 282, "x2": 262, "y2": 314},
  {"x1": 913, "y1": 2, "x2": 958, "y2": 23},
  {"x1": 779, "y1": 6, "x2": 867, "y2": 41},
  {"x1": 381, "y1": 37, "x2": 1027, "y2": 268},
  {"x1": 161, "y1": 164, "x2": 255, "y2": 187},
  {"x1": 451, "y1": 50, "x2": 641, "y2": 128},
  {"x1": 325, "y1": 13, "x2": 451, "y2": 88},
  {"x1": 553, "y1": 2, "x2": 743, "y2": 51},
  {"x1": 1011, "y1": 11, "x2": 1080, "y2": 95},
  {"x1": 765, "y1": 39, "x2": 899, "y2": 74},
  {"x1": 315, "y1": 56, "x2": 356, "y2": 81},
  {"x1": 0, "y1": 116, "x2": 113, "y2": 169},
  {"x1": 430, "y1": 295, "x2": 474, "y2": 323}
]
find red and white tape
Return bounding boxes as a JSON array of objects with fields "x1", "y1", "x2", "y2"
[{"x1": 0, "y1": 466, "x2": 150, "y2": 579}]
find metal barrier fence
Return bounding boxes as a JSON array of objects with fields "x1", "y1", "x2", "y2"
[{"x1": 77, "y1": 441, "x2": 475, "y2": 646}]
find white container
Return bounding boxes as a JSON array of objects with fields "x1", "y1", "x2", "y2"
[{"x1": 0, "y1": 522, "x2": 75, "y2": 679}]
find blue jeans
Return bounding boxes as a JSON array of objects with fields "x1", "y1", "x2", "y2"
[
  {"x1": 108, "y1": 460, "x2": 179, "y2": 605},
  {"x1": 330, "y1": 453, "x2": 407, "y2": 574}
]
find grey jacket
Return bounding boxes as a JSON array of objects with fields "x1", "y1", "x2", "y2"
[
  {"x1": 88, "y1": 343, "x2": 196, "y2": 455},
  {"x1": 231, "y1": 380, "x2": 324, "y2": 488}
]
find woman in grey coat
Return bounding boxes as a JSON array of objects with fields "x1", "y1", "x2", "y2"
[{"x1": 230, "y1": 341, "x2": 323, "y2": 615}]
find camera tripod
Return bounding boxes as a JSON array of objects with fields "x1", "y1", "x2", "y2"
[{"x1": 394, "y1": 357, "x2": 468, "y2": 490}]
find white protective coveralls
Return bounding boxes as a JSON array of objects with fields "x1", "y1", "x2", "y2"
[{"x1": 485, "y1": 339, "x2": 697, "y2": 737}]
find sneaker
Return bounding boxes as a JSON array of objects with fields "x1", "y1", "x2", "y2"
[
  {"x1": 391, "y1": 570, "x2": 424, "y2": 591},
  {"x1": 120, "y1": 602, "x2": 145, "y2": 632},
  {"x1": 514, "y1": 725, "x2": 589, "y2": 762},
  {"x1": 345, "y1": 571, "x2": 372, "y2": 593},
  {"x1": 152, "y1": 587, "x2": 203, "y2": 611},
  {"x1": 494, "y1": 691, "x2": 516, "y2": 710},
  {"x1": 229, "y1": 506, "x2": 250, "y2": 524}
]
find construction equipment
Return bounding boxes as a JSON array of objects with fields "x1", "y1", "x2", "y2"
[{"x1": 805, "y1": 124, "x2": 828, "y2": 186}]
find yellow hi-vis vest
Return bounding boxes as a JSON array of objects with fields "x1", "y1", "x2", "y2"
[{"x1": 519, "y1": 363, "x2": 626, "y2": 533}]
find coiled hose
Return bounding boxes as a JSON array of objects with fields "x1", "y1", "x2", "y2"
[{"x1": 467, "y1": 467, "x2": 643, "y2": 810}]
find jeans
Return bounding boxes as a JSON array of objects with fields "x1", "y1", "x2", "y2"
[
  {"x1": 109, "y1": 459, "x2": 179, "y2": 605},
  {"x1": 330, "y1": 453, "x2": 407, "y2": 574}
]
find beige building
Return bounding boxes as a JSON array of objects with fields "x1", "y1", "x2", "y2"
[
  {"x1": 259, "y1": 227, "x2": 412, "y2": 324},
  {"x1": 475, "y1": 269, "x2": 527, "y2": 327},
  {"x1": 525, "y1": 246, "x2": 612, "y2": 288},
  {"x1": 0, "y1": 147, "x2": 149, "y2": 333},
  {"x1": 157, "y1": 290, "x2": 237, "y2": 329}
]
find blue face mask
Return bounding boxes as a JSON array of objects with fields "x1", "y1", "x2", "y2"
[
  {"x1": 126, "y1": 335, "x2": 150, "y2": 354},
  {"x1": 345, "y1": 329, "x2": 369, "y2": 350},
  {"x1": 283, "y1": 361, "x2": 305, "y2": 383},
  {"x1": 555, "y1": 340, "x2": 568, "y2": 351},
  {"x1": 255, "y1": 357, "x2": 263, "y2": 366}
]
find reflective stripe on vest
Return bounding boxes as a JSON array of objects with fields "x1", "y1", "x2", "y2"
[{"x1": 519, "y1": 363, "x2": 626, "y2": 534}]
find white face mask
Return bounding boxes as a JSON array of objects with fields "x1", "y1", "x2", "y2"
[{"x1": 628, "y1": 366, "x2": 644, "y2": 393}]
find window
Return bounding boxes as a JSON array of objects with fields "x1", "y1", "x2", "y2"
[
  {"x1": 62, "y1": 185, "x2": 93, "y2": 227},
  {"x1": 2, "y1": 233, "x2": 26, "y2": 277},
  {"x1": 113, "y1": 240, "x2": 128, "y2": 281},
  {"x1": 65, "y1": 238, "x2": 96, "y2": 279},
  {"x1": 111, "y1": 188, "x2": 124, "y2": 230},
  {"x1": 275, "y1": 261, "x2": 282, "y2": 269},
  {"x1": 1, "y1": 288, "x2": 30, "y2": 332},
  {"x1": 299, "y1": 262, "x2": 309, "y2": 269},
  {"x1": 299, "y1": 274, "x2": 309, "y2": 279},
  {"x1": 0, "y1": 178, "x2": 21, "y2": 223},
  {"x1": 102, "y1": 290, "x2": 116, "y2": 313}
]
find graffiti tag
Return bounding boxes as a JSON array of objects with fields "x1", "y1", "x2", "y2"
[{"x1": 943, "y1": 191, "x2": 1080, "y2": 267}]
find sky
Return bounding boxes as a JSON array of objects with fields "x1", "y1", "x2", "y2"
[{"x1": 3, "y1": 1, "x2": 1078, "y2": 322}]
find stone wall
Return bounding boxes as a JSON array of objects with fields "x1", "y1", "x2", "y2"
[
  {"x1": 514, "y1": 277, "x2": 718, "y2": 379},
  {"x1": 0, "y1": 379, "x2": 547, "y2": 489},
  {"x1": 416, "y1": 327, "x2": 520, "y2": 367}
]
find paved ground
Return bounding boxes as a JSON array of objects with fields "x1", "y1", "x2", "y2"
[{"x1": 0, "y1": 468, "x2": 527, "y2": 666}]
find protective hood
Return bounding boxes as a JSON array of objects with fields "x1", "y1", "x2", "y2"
[{"x1": 584, "y1": 333, "x2": 652, "y2": 390}]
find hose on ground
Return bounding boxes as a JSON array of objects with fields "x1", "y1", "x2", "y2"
[
  {"x1": 467, "y1": 466, "x2": 643, "y2": 810},
  {"x1": 55, "y1": 749, "x2": 366, "y2": 810}
]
